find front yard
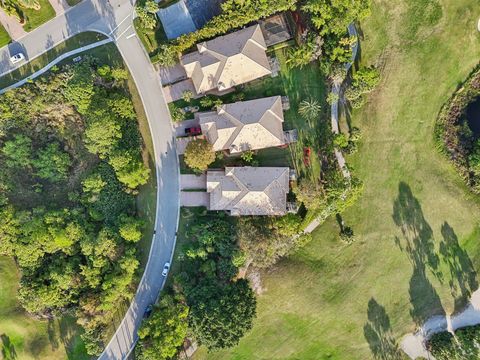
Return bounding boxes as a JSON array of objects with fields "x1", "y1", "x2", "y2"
[
  {"x1": 0, "y1": 23, "x2": 11, "y2": 48},
  {"x1": 171, "y1": 46, "x2": 329, "y2": 182},
  {"x1": 22, "y1": 0, "x2": 56, "y2": 32}
]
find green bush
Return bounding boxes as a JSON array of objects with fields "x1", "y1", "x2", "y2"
[{"x1": 428, "y1": 325, "x2": 480, "y2": 359}]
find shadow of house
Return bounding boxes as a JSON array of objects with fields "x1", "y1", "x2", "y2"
[
  {"x1": 1, "y1": 334, "x2": 17, "y2": 360},
  {"x1": 392, "y1": 182, "x2": 445, "y2": 326},
  {"x1": 363, "y1": 298, "x2": 403, "y2": 359},
  {"x1": 439, "y1": 222, "x2": 478, "y2": 313}
]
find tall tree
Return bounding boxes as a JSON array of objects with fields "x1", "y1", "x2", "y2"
[
  {"x1": 136, "y1": 295, "x2": 189, "y2": 360},
  {"x1": 189, "y1": 279, "x2": 256, "y2": 350}
]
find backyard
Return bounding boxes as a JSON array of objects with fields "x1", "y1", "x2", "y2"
[{"x1": 192, "y1": 0, "x2": 480, "y2": 359}]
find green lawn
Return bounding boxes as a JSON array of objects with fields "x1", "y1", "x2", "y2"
[
  {"x1": 193, "y1": 0, "x2": 480, "y2": 359},
  {"x1": 22, "y1": 0, "x2": 56, "y2": 32},
  {"x1": 0, "y1": 22, "x2": 11, "y2": 48},
  {"x1": 0, "y1": 257, "x2": 89, "y2": 360},
  {"x1": 0, "y1": 31, "x2": 107, "y2": 89}
]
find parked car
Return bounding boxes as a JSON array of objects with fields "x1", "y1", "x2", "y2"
[
  {"x1": 10, "y1": 53, "x2": 25, "y2": 64},
  {"x1": 185, "y1": 126, "x2": 202, "y2": 136},
  {"x1": 162, "y1": 262, "x2": 170, "y2": 277},
  {"x1": 143, "y1": 304, "x2": 153, "y2": 319}
]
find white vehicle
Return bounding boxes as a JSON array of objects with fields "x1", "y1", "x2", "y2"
[
  {"x1": 162, "y1": 262, "x2": 170, "y2": 276},
  {"x1": 10, "y1": 53, "x2": 25, "y2": 64}
]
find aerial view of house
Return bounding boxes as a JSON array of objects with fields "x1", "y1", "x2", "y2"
[
  {"x1": 0, "y1": 0, "x2": 479, "y2": 360},
  {"x1": 198, "y1": 96, "x2": 288, "y2": 153},
  {"x1": 181, "y1": 24, "x2": 272, "y2": 94},
  {"x1": 207, "y1": 166, "x2": 290, "y2": 216}
]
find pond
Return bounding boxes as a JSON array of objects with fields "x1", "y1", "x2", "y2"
[{"x1": 466, "y1": 96, "x2": 480, "y2": 136}]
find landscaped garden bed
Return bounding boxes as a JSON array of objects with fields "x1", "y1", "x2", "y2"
[{"x1": 434, "y1": 64, "x2": 480, "y2": 192}]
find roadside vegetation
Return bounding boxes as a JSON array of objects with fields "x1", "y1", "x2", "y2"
[
  {"x1": 0, "y1": 52, "x2": 151, "y2": 357},
  {"x1": 0, "y1": 32, "x2": 108, "y2": 89}
]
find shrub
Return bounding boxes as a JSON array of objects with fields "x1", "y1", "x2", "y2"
[{"x1": 181, "y1": 90, "x2": 194, "y2": 103}]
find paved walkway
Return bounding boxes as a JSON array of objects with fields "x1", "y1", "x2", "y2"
[
  {"x1": 180, "y1": 191, "x2": 208, "y2": 207},
  {"x1": 401, "y1": 288, "x2": 480, "y2": 359},
  {"x1": 0, "y1": 38, "x2": 112, "y2": 94},
  {"x1": 0, "y1": 7, "x2": 27, "y2": 40}
]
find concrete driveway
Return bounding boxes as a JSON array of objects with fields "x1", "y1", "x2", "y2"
[
  {"x1": 180, "y1": 174, "x2": 206, "y2": 190},
  {"x1": 159, "y1": 63, "x2": 187, "y2": 86},
  {"x1": 180, "y1": 191, "x2": 208, "y2": 207},
  {"x1": 163, "y1": 79, "x2": 197, "y2": 103},
  {"x1": 174, "y1": 118, "x2": 198, "y2": 137}
]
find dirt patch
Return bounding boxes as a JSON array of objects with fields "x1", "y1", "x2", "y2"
[{"x1": 247, "y1": 270, "x2": 264, "y2": 295}]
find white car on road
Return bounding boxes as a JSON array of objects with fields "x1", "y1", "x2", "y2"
[
  {"x1": 162, "y1": 262, "x2": 170, "y2": 277},
  {"x1": 10, "y1": 53, "x2": 25, "y2": 64}
]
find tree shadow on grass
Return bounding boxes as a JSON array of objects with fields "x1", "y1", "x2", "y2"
[
  {"x1": 47, "y1": 318, "x2": 59, "y2": 350},
  {"x1": 392, "y1": 182, "x2": 445, "y2": 326},
  {"x1": 439, "y1": 222, "x2": 478, "y2": 313},
  {"x1": 1, "y1": 334, "x2": 17, "y2": 360},
  {"x1": 392, "y1": 182, "x2": 440, "y2": 278},
  {"x1": 58, "y1": 316, "x2": 86, "y2": 359},
  {"x1": 363, "y1": 298, "x2": 403, "y2": 359}
]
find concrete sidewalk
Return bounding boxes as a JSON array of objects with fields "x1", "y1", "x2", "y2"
[{"x1": 0, "y1": 7, "x2": 26, "y2": 40}]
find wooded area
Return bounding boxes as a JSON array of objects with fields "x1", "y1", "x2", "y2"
[{"x1": 0, "y1": 57, "x2": 149, "y2": 355}]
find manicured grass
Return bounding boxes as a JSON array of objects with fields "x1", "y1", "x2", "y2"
[
  {"x1": 0, "y1": 22, "x2": 11, "y2": 48},
  {"x1": 193, "y1": 0, "x2": 480, "y2": 359},
  {"x1": 0, "y1": 31, "x2": 107, "y2": 89},
  {"x1": 0, "y1": 257, "x2": 89, "y2": 360},
  {"x1": 22, "y1": 0, "x2": 56, "y2": 32}
]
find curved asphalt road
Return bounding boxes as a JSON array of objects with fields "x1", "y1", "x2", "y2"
[{"x1": 0, "y1": 1, "x2": 180, "y2": 359}]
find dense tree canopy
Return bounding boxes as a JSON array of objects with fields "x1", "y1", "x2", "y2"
[
  {"x1": 0, "y1": 57, "x2": 149, "y2": 355},
  {"x1": 189, "y1": 279, "x2": 256, "y2": 350},
  {"x1": 136, "y1": 295, "x2": 189, "y2": 360}
]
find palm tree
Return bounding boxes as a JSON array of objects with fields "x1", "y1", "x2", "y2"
[{"x1": 298, "y1": 98, "x2": 322, "y2": 122}]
